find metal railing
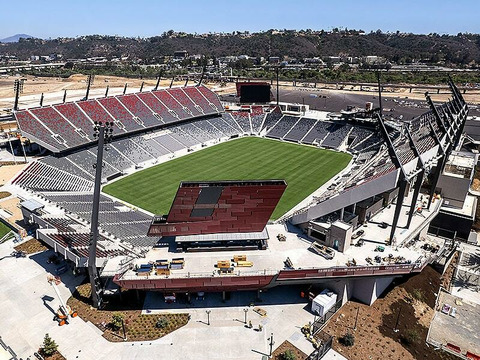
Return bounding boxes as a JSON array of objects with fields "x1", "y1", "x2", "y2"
[
  {"x1": 426, "y1": 338, "x2": 470, "y2": 360},
  {"x1": 119, "y1": 256, "x2": 436, "y2": 282},
  {"x1": 119, "y1": 268, "x2": 278, "y2": 281},
  {"x1": 307, "y1": 334, "x2": 333, "y2": 360}
]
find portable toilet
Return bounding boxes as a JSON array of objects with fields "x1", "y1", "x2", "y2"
[{"x1": 311, "y1": 289, "x2": 337, "y2": 316}]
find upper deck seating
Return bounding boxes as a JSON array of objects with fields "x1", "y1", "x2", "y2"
[
  {"x1": 167, "y1": 88, "x2": 203, "y2": 117},
  {"x1": 136, "y1": 92, "x2": 177, "y2": 124},
  {"x1": 98, "y1": 97, "x2": 143, "y2": 131},
  {"x1": 117, "y1": 94, "x2": 159, "y2": 127}
]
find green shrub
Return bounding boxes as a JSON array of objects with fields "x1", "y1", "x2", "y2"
[
  {"x1": 111, "y1": 313, "x2": 124, "y2": 331},
  {"x1": 42, "y1": 333, "x2": 58, "y2": 356},
  {"x1": 411, "y1": 288, "x2": 424, "y2": 301},
  {"x1": 341, "y1": 332, "x2": 355, "y2": 347},
  {"x1": 155, "y1": 317, "x2": 170, "y2": 329},
  {"x1": 282, "y1": 349, "x2": 296, "y2": 360},
  {"x1": 401, "y1": 329, "x2": 420, "y2": 345}
]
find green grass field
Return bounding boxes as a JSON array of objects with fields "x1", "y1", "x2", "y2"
[
  {"x1": 103, "y1": 137, "x2": 351, "y2": 219},
  {"x1": 0, "y1": 222, "x2": 12, "y2": 239}
]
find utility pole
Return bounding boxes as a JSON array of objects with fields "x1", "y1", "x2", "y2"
[
  {"x1": 62, "y1": 89, "x2": 67, "y2": 103},
  {"x1": 123, "y1": 83, "x2": 128, "y2": 95},
  {"x1": 169, "y1": 77, "x2": 175, "y2": 88},
  {"x1": 88, "y1": 121, "x2": 114, "y2": 309},
  {"x1": 39, "y1": 93, "x2": 44, "y2": 107},
  {"x1": 105, "y1": 85, "x2": 109, "y2": 98},
  {"x1": 140, "y1": 81, "x2": 144, "y2": 93}
]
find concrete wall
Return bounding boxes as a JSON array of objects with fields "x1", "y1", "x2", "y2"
[
  {"x1": 437, "y1": 174, "x2": 470, "y2": 208},
  {"x1": 330, "y1": 222, "x2": 352, "y2": 252},
  {"x1": 352, "y1": 276, "x2": 394, "y2": 305}
]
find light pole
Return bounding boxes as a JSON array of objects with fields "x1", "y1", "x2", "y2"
[
  {"x1": 88, "y1": 121, "x2": 114, "y2": 309},
  {"x1": 243, "y1": 308, "x2": 248, "y2": 324},
  {"x1": 268, "y1": 332, "x2": 275, "y2": 357},
  {"x1": 353, "y1": 306, "x2": 360, "y2": 330},
  {"x1": 393, "y1": 305, "x2": 402, "y2": 333},
  {"x1": 206, "y1": 310, "x2": 211, "y2": 325},
  {"x1": 121, "y1": 318, "x2": 127, "y2": 341}
]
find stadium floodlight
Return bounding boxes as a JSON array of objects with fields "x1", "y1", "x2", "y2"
[{"x1": 88, "y1": 120, "x2": 114, "y2": 309}]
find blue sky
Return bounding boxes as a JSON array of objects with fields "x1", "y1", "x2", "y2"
[{"x1": 1, "y1": 0, "x2": 479, "y2": 39}]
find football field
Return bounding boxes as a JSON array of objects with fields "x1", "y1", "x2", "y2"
[{"x1": 103, "y1": 137, "x2": 351, "y2": 220}]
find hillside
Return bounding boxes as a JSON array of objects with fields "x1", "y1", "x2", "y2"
[{"x1": 1, "y1": 31, "x2": 480, "y2": 65}]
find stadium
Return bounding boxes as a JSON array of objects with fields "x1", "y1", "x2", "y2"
[{"x1": 4, "y1": 77, "x2": 471, "y2": 308}]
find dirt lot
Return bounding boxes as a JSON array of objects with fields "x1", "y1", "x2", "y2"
[
  {"x1": 67, "y1": 283, "x2": 189, "y2": 342},
  {"x1": 0, "y1": 74, "x2": 187, "y2": 113},
  {"x1": 0, "y1": 164, "x2": 26, "y2": 186},
  {"x1": 271, "y1": 340, "x2": 308, "y2": 360},
  {"x1": 14, "y1": 238, "x2": 48, "y2": 254},
  {"x1": 322, "y1": 266, "x2": 458, "y2": 360}
]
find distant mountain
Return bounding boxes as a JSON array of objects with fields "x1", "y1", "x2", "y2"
[{"x1": 0, "y1": 34, "x2": 34, "y2": 43}]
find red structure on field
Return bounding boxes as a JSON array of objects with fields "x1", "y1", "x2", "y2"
[{"x1": 147, "y1": 180, "x2": 287, "y2": 237}]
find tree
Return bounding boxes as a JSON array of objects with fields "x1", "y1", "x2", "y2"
[
  {"x1": 111, "y1": 313, "x2": 124, "y2": 331},
  {"x1": 42, "y1": 333, "x2": 58, "y2": 356}
]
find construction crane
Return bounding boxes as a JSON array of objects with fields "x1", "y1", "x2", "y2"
[{"x1": 47, "y1": 274, "x2": 77, "y2": 326}]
